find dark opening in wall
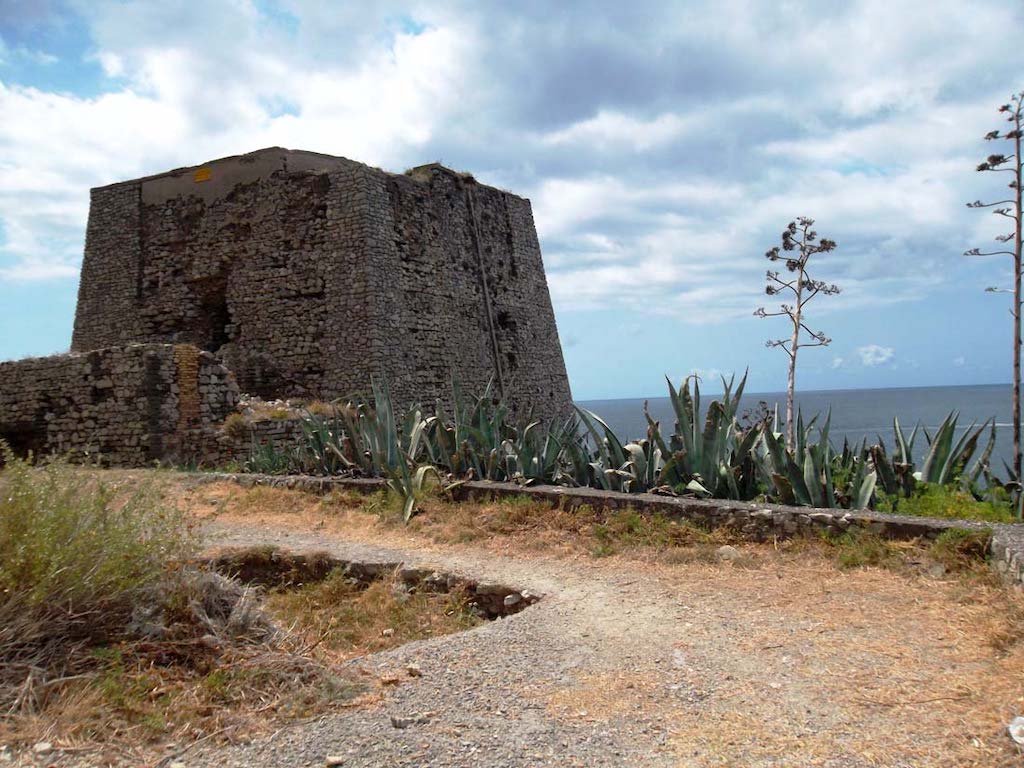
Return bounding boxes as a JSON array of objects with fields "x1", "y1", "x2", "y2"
[
  {"x1": 201, "y1": 291, "x2": 231, "y2": 352},
  {"x1": 0, "y1": 421, "x2": 46, "y2": 459},
  {"x1": 189, "y1": 274, "x2": 231, "y2": 353}
]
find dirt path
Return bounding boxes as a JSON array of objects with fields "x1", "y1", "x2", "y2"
[{"x1": 185, "y1": 489, "x2": 1024, "y2": 768}]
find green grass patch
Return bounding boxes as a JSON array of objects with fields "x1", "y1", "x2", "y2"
[
  {"x1": 591, "y1": 508, "x2": 718, "y2": 557},
  {"x1": 876, "y1": 485, "x2": 1016, "y2": 523},
  {"x1": 821, "y1": 528, "x2": 906, "y2": 570}
]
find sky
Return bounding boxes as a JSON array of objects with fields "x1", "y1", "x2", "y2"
[{"x1": 0, "y1": 1, "x2": 1022, "y2": 400}]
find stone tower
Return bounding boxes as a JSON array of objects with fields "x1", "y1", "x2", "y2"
[{"x1": 71, "y1": 147, "x2": 572, "y2": 421}]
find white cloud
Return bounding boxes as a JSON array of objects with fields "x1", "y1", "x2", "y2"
[
  {"x1": 0, "y1": 40, "x2": 58, "y2": 66},
  {"x1": 0, "y1": 18, "x2": 473, "y2": 281},
  {"x1": 857, "y1": 345, "x2": 895, "y2": 367},
  {"x1": 831, "y1": 356, "x2": 844, "y2": 370},
  {"x1": 953, "y1": 356, "x2": 965, "y2": 367},
  {"x1": 541, "y1": 110, "x2": 695, "y2": 152},
  {"x1": 94, "y1": 51, "x2": 124, "y2": 77},
  {"x1": 0, "y1": 0, "x2": 1019, "y2": 332}
]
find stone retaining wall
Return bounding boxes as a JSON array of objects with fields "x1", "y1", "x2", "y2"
[
  {"x1": 0, "y1": 344, "x2": 238, "y2": 466},
  {"x1": 195, "y1": 471, "x2": 1024, "y2": 585},
  {"x1": 214, "y1": 416, "x2": 306, "y2": 466}
]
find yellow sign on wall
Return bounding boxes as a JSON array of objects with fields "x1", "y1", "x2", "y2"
[{"x1": 193, "y1": 167, "x2": 212, "y2": 182}]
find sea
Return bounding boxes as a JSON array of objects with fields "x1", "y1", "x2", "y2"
[{"x1": 577, "y1": 383, "x2": 1016, "y2": 472}]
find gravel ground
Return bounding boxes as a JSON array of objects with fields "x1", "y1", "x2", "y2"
[
  {"x1": 189, "y1": 524, "x2": 686, "y2": 768},
  {"x1": 171, "y1": 510, "x2": 1024, "y2": 768}
]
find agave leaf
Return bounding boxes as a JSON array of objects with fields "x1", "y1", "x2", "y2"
[
  {"x1": 803, "y1": 450, "x2": 825, "y2": 507},
  {"x1": 941, "y1": 419, "x2": 983, "y2": 483},
  {"x1": 644, "y1": 401, "x2": 670, "y2": 456},
  {"x1": 965, "y1": 418, "x2": 997, "y2": 486},
  {"x1": 685, "y1": 478, "x2": 711, "y2": 496},
  {"x1": 823, "y1": 449, "x2": 837, "y2": 509},
  {"x1": 665, "y1": 376, "x2": 695, "y2": 459},
  {"x1": 854, "y1": 470, "x2": 877, "y2": 510},
  {"x1": 771, "y1": 473, "x2": 796, "y2": 505},
  {"x1": 893, "y1": 416, "x2": 909, "y2": 464},
  {"x1": 870, "y1": 445, "x2": 898, "y2": 496},
  {"x1": 919, "y1": 411, "x2": 958, "y2": 483}
]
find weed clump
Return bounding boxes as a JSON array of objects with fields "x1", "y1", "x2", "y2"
[
  {"x1": 928, "y1": 528, "x2": 992, "y2": 571},
  {"x1": 0, "y1": 446, "x2": 195, "y2": 681},
  {"x1": 0, "y1": 448, "x2": 357, "y2": 752},
  {"x1": 222, "y1": 412, "x2": 250, "y2": 440}
]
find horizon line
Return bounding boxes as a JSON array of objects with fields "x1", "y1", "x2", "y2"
[{"x1": 575, "y1": 380, "x2": 1013, "y2": 403}]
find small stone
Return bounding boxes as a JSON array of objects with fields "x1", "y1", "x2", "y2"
[
  {"x1": 503, "y1": 593, "x2": 522, "y2": 608},
  {"x1": 406, "y1": 664, "x2": 422, "y2": 677},
  {"x1": 391, "y1": 711, "x2": 433, "y2": 729},
  {"x1": 927, "y1": 562, "x2": 947, "y2": 578},
  {"x1": 325, "y1": 756, "x2": 346, "y2": 767},
  {"x1": 381, "y1": 628, "x2": 395, "y2": 637},
  {"x1": 169, "y1": 762, "x2": 186, "y2": 768},
  {"x1": 715, "y1": 545, "x2": 742, "y2": 562},
  {"x1": 33, "y1": 742, "x2": 53, "y2": 756},
  {"x1": 1009, "y1": 715, "x2": 1024, "y2": 744}
]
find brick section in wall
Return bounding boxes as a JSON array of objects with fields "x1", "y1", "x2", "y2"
[{"x1": 174, "y1": 343, "x2": 201, "y2": 435}]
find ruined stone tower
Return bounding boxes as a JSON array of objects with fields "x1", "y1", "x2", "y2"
[{"x1": 71, "y1": 148, "x2": 572, "y2": 421}]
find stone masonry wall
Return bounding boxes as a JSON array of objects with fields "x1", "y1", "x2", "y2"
[
  {"x1": 71, "y1": 182, "x2": 142, "y2": 351},
  {"x1": 373, "y1": 166, "x2": 573, "y2": 423},
  {"x1": 71, "y1": 148, "x2": 573, "y2": 422},
  {"x1": 0, "y1": 344, "x2": 238, "y2": 467}
]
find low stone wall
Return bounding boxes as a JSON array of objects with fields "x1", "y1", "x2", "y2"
[
  {"x1": 211, "y1": 416, "x2": 306, "y2": 467},
  {"x1": 0, "y1": 344, "x2": 238, "y2": 466},
  {"x1": 195, "y1": 472, "x2": 1024, "y2": 585}
]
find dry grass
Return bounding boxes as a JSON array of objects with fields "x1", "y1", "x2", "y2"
[
  {"x1": 263, "y1": 570, "x2": 481, "y2": 660},
  {"x1": 221, "y1": 412, "x2": 249, "y2": 440},
  {"x1": 185, "y1": 482, "x2": 1007, "y2": 581},
  {"x1": 541, "y1": 670, "x2": 661, "y2": 723},
  {"x1": 169, "y1": 478, "x2": 1024, "y2": 766},
  {"x1": 0, "y1": 470, "x2": 478, "y2": 763},
  {"x1": 0, "y1": 639, "x2": 359, "y2": 761},
  {"x1": 649, "y1": 555, "x2": 1024, "y2": 767}
]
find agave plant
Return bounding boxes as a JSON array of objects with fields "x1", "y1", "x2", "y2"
[
  {"x1": 245, "y1": 437, "x2": 299, "y2": 475},
  {"x1": 248, "y1": 372, "x2": 1012, "y2": 518},
  {"x1": 574, "y1": 406, "x2": 652, "y2": 492},
  {"x1": 500, "y1": 417, "x2": 577, "y2": 485},
  {"x1": 917, "y1": 412, "x2": 995, "y2": 486},
  {"x1": 330, "y1": 377, "x2": 428, "y2": 478},
  {"x1": 653, "y1": 371, "x2": 759, "y2": 499},
  {"x1": 757, "y1": 410, "x2": 877, "y2": 509},
  {"x1": 424, "y1": 379, "x2": 512, "y2": 481},
  {"x1": 296, "y1": 410, "x2": 350, "y2": 475}
]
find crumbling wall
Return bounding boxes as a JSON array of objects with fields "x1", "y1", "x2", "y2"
[{"x1": 0, "y1": 344, "x2": 237, "y2": 466}]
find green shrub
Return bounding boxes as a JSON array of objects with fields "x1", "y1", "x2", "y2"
[
  {"x1": 876, "y1": 485, "x2": 1015, "y2": 523},
  {"x1": 0, "y1": 445, "x2": 195, "y2": 673}
]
